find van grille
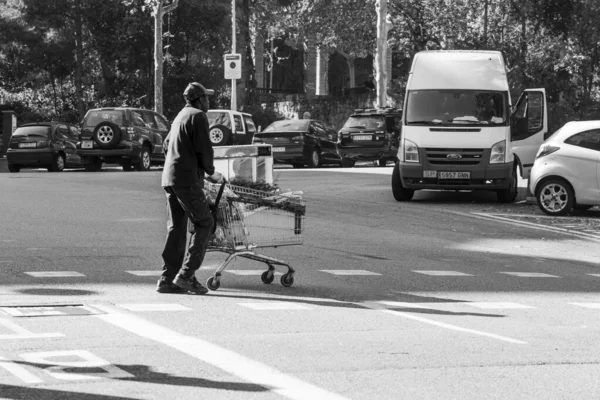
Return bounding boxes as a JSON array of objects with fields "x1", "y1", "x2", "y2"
[{"x1": 424, "y1": 148, "x2": 484, "y2": 166}]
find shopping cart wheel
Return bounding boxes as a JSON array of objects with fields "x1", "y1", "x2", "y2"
[
  {"x1": 280, "y1": 273, "x2": 294, "y2": 287},
  {"x1": 261, "y1": 270, "x2": 275, "y2": 284},
  {"x1": 207, "y1": 277, "x2": 220, "y2": 291}
]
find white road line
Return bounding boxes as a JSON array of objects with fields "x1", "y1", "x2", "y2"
[
  {"x1": 363, "y1": 302, "x2": 527, "y2": 345},
  {"x1": 467, "y1": 302, "x2": 535, "y2": 309},
  {"x1": 412, "y1": 270, "x2": 473, "y2": 276},
  {"x1": 0, "y1": 355, "x2": 44, "y2": 384},
  {"x1": 118, "y1": 304, "x2": 193, "y2": 312},
  {"x1": 500, "y1": 272, "x2": 560, "y2": 278},
  {"x1": 570, "y1": 303, "x2": 600, "y2": 309},
  {"x1": 93, "y1": 305, "x2": 350, "y2": 400},
  {"x1": 226, "y1": 270, "x2": 283, "y2": 276},
  {"x1": 238, "y1": 302, "x2": 311, "y2": 310},
  {"x1": 24, "y1": 271, "x2": 85, "y2": 278},
  {"x1": 125, "y1": 270, "x2": 162, "y2": 276},
  {"x1": 320, "y1": 270, "x2": 382, "y2": 276}
]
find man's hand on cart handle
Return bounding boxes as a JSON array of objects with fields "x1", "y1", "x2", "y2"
[{"x1": 207, "y1": 171, "x2": 225, "y2": 184}]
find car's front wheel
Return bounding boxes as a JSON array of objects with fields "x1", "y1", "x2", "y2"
[
  {"x1": 391, "y1": 162, "x2": 414, "y2": 201},
  {"x1": 536, "y1": 178, "x2": 574, "y2": 216},
  {"x1": 306, "y1": 148, "x2": 321, "y2": 168},
  {"x1": 48, "y1": 153, "x2": 65, "y2": 172},
  {"x1": 497, "y1": 165, "x2": 518, "y2": 203},
  {"x1": 135, "y1": 146, "x2": 152, "y2": 171}
]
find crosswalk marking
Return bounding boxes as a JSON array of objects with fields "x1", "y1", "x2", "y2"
[
  {"x1": 24, "y1": 271, "x2": 85, "y2": 278},
  {"x1": 118, "y1": 304, "x2": 193, "y2": 312},
  {"x1": 320, "y1": 270, "x2": 382, "y2": 276},
  {"x1": 412, "y1": 270, "x2": 473, "y2": 276},
  {"x1": 125, "y1": 270, "x2": 162, "y2": 276},
  {"x1": 500, "y1": 272, "x2": 560, "y2": 278},
  {"x1": 238, "y1": 302, "x2": 311, "y2": 310},
  {"x1": 570, "y1": 303, "x2": 600, "y2": 309},
  {"x1": 467, "y1": 302, "x2": 535, "y2": 309},
  {"x1": 226, "y1": 270, "x2": 283, "y2": 276}
]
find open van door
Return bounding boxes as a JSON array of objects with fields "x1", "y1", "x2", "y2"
[{"x1": 511, "y1": 88, "x2": 548, "y2": 179}]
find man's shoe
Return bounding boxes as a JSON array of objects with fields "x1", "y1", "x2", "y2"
[
  {"x1": 156, "y1": 278, "x2": 187, "y2": 294},
  {"x1": 173, "y1": 274, "x2": 209, "y2": 294}
]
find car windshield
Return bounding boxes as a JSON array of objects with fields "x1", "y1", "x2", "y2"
[
  {"x1": 262, "y1": 120, "x2": 309, "y2": 132},
  {"x1": 405, "y1": 90, "x2": 508, "y2": 126},
  {"x1": 84, "y1": 111, "x2": 124, "y2": 127},
  {"x1": 342, "y1": 115, "x2": 385, "y2": 129},
  {"x1": 207, "y1": 111, "x2": 231, "y2": 129},
  {"x1": 12, "y1": 126, "x2": 50, "y2": 137}
]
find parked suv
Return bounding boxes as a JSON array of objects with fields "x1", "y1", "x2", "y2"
[
  {"x1": 337, "y1": 107, "x2": 402, "y2": 167},
  {"x1": 206, "y1": 109, "x2": 257, "y2": 146},
  {"x1": 6, "y1": 122, "x2": 82, "y2": 172},
  {"x1": 77, "y1": 107, "x2": 170, "y2": 171}
]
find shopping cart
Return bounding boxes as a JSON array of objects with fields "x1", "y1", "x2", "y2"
[{"x1": 203, "y1": 181, "x2": 306, "y2": 291}]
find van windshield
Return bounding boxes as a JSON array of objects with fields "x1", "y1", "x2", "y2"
[{"x1": 405, "y1": 90, "x2": 508, "y2": 126}]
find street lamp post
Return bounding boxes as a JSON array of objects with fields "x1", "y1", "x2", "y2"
[{"x1": 231, "y1": 0, "x2": 237, "y2": 111}]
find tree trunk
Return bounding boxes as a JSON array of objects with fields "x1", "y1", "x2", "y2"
[
  {"x1": 153, "y1": 0, "x2": 179, "y2": 116},
  {"x1": 375, "y1": 0, "x2": 390, "y2": 107},
  {"x1": 74, "y1": 0, "x2": 85, "y2": 120}
]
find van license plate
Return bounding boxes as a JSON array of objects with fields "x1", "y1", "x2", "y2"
[
  {"x1": 82, "y1": 140, "x2": 94, "y2": 149},
  {"x1": 439, "y1": 172, "x2": 470, "y2": 179},
  {"x1": 18, "y1": 142, "x2": 37, "y2": 148},
  {"x1": 423, "y1": 170, "x2": 437, "y2": 178},
  {"x1": 272, "y1": 147, "x2": 285, "y2": 152},
  {"x1": 354, "y1": 135, "x2": 371, "y2": 141}
]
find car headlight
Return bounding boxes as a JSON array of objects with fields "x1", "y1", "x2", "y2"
[
  {"x1": 404, "y1": 139, "x2": 419, "y2": 163},
  {"x1": 490, "y1": 140, "x2": 505, "y2": 164}
]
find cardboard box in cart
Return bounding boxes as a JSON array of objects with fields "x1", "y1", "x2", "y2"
[{"x1": 213, "y1": 144, "x2": 273, "y2": 184}]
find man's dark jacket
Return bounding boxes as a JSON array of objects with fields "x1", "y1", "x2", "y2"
[{"x1": 161, "y1": 105, "x2": 215, "y2": 187}]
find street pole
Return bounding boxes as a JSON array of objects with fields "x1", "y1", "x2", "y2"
[{"x1": 231, "y1": 0, "x2": 237, "y2": 111}]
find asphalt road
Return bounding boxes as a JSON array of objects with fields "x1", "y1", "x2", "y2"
[{"x1": 1, "y1": 166, "x2": 600, "y2": 400}]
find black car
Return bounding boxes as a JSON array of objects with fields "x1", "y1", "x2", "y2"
[
  {"x1": 77, "y1": 107, "x2": 170, "y2": 171},
  {"x1": 252, "y1": 119, "x2": 340, "y2": 168},
  {"x1": 337, "y1": 107, "x2": 402, "y2": 167},
  {"x1": 6, "y1": 122, "x2": 82, "y2": 172}
]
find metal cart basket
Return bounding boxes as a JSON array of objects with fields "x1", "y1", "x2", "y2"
[{"x1": 203, "y1": 182, "x2": 305, "y2": 291}]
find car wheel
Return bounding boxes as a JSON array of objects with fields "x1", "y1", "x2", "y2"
[
  {"x1": 497, "y1": 165, "x2": 518, "y2": 203},
  {"x1": 536, "y1": 178, "x2": 574, "y2": 216},
  {"x1": 391, "y1": 162, "x2": 414, "y2": 201},
  {"x1": 306, "y1": 148, "x2": 321, "y2": 168},
  {"x1": 49, "y1": 153, "x2": 65, "y2": 172},
  {"x1": 135, "y1": 146, "x2": 152, "y2": 171},
  {"x1": 377, "y1": 158, "x2": 387, "y2": 167},
  {"x1": 341, "y1": 158, "x2": 355, "y2": 168},
  {"x1": 84, "y1": 157, "x2": 102, "y2": 172},
  {"x1": 8, "y1": 164, "x2": 20, "y2": 173},
  {"x1": 93, "y1": 121, "x2": 121, "y2": 149},
  {"x1": 209, "y1": 125, "x2": 231, "y2": 146}
]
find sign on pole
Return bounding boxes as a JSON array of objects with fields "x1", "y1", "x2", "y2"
[{"x1": 224, "y1": 54, "x2": 241, "y2": 80}]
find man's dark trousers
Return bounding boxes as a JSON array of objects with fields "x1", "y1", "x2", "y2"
[{"x1": 161, "y1": 182, "x2": 214, "y2": 281}]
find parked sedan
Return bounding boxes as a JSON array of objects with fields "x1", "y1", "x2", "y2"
[
  {"x1": 529, "y1": 120, "x2": 600, "y2": 215},
  {"x1": 252, "y1": 119, "x2": 340, "y2": 168},
  {"x1": 6, "y1": 122, "x2": 82, "y2": 172}
]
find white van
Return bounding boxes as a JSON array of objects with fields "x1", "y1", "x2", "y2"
[{"x1": 392, "y1": 50, "x2": 547, "y2": 202}]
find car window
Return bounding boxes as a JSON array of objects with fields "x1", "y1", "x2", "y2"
[
  {"x1": 342, "y1": 115, "x2": 384, "y2": 129},
  {"x1": 263, "y1": 120, "x2": 309, "y2": 132},
  {"x1": 233, "y1": 114, "x2": 243, "y2": 132},
  {"x1": 207, "y1": 111, "x2": 231, "y2": 129},
  {"x1": 12, "y1": 126, "x2": 50, "y2": 137},
  {"x1": 55, "y1": 125, "x2": 69, "y2": 140},
  {"x1": 244, "y1": 116, "x2": 257, "y2": 134},
  {"x1": 311, "y1": 121, "x2": 326, "y2": 136},
  {"x1": 83, "y1": 110, "x2": 124, "y2": 126},
  {"x1": 141, "y1": 111, "x2": 158, "y2": 129},
  {"x1": 154, "y1": 114, "x2": 169, "y2": 131},
  {"x1": 130, "y1": 110, "x2": 146, "y2": 128},
  {"x1": 565, "y1": 130, "x2": 600, "y2": 152}
]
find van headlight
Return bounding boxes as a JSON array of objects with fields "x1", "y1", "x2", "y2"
[
  {"x1": 404, "y1": 139, "x2": 419, "y2": 163},
  {"x1": 490, "y1": 140, "x2": 506, "y2": 164}
]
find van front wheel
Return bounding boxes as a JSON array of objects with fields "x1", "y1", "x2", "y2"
[
  {"x1": 497, "y1": 165, "x2": 518, "y2": 203},
  {"x1": 391, "y1": 163, "x2": 414, "y2": 201}
]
